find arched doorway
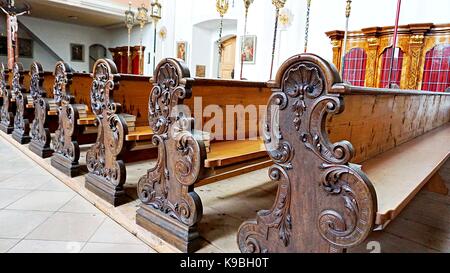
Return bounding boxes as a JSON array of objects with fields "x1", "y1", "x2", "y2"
[
  {"x1": 220, "y1": 35, "x2": 236, "y2": 79},
  {"x1": 89, "y1": 44, "x2": 107, "y2": 72}
]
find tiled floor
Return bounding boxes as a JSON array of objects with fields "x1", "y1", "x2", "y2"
[{"x1": 0, "y1": 137, "x2": 156, "y2": 253}]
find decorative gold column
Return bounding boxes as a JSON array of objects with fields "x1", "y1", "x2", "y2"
[
  {"x1": 365, "y1": 37, "x2": 379, "y2": 87},
  {"x1": 326, "y1": 31, "x2": 344, "y2": 71},
  {"x1": 362, "y1": 27, "x2": 381, "y2": 87},
  {"x1": 407, "y1": 34, "x2": 425, "y2": 90}
]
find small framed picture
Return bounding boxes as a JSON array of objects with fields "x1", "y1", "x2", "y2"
[
  {"x1": 19, "y1": 38, "x2": 33, "y2": 58},
  {"x1": 176, "y1": 41, "x2": 188, "y2": 62},
  {"x1": 70, "y1": 43, "x2": 84, "y2": 62},
  {"x1": 240, "y1": 35, "x2": 257, "y2": 64},
  {"x1": 0, "y1": 36, "x2": 7, "y2": 56},
  {"x1": 196, "y1": 65, "x2": 206, "y2": 77}
]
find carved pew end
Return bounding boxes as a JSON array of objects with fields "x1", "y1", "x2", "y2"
[
  {"x1": 29, "y1": 140, "x2": 54, "y2": 158},
  {"x1": 28, "y1": 62, "x2": 54, "y2": 158},
  {"x1": 12, "y1": 124, "x2": 31, "y2": 144},
  {"x1": 51, "y1": 153, "x2": 81, "y2": 178},
  {"x1": 0, "y1": 122, "x2": 14, "y2": 134},
  {"x1": 85, "y1": 172, "x2": 131, "y2": 207},
  {"x1": 136, "y1": 205, "x2": 202, "y2": 253}
]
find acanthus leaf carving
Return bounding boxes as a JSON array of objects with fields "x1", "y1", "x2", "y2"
[
  {"x1": 0, "y1": 63, "x2": 14, "y2": 132},
  {"x1": 238, "y1": 54, "x2": 377, "y2": 253},
  {"x1": 138, "y1": 58, "x2": 204, "y2": 231},
  {"x1": 51, "y1": 62, "x2": 81, "y2": 167},
  {"x1": 29, "y1": 62, "x2": 53, "y2": 155},
  {"x1": 11, "y1": 62, "x2": 31, "y2": 143},
  {"x1": 85, "y1": 59, "x2": 127, "y2": 204}
]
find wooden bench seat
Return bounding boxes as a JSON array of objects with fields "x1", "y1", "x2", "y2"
[
  {"x1": 77, "y1": 114, "x2": 96, "y2": 125},
  {"x1": 362, "y1": 124, "x2": 450, "y2": 227},
  {"x1": 125, "y1": 126, "x2": 154, "y2": 141},
  {"x1": 205, "y1": 140, "x2": 266, "y2": 168}
]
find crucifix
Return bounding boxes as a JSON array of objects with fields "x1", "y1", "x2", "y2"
[{"x1": 0, "y1": 0, "x2": 31, "y2": 69}]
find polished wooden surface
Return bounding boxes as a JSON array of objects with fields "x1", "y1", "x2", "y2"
[
  {"x1": 125, "y1": 126, "x2": 154, "y2": 141},
  {"x1": 239, "y1": 53, "x2": 450, "y2": 253},
  {"x1": 362, "y1": 124, "x2": 450, "y2": 226},
  {"x1": 327, "y1": 93, "x2": 450, "y2": 163},
  {"x1": 205, "y1": 140, "x2": 266, "y2": 168}
]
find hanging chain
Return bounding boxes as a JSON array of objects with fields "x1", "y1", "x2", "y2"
[{"x1": 304, "y1": 0, "x2": 311, "y2": 53}]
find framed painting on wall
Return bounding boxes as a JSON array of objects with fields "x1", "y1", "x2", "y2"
[
  {"x1": 0, "y1": 36, "x2": 7, "y2": 56},
  {"x1": 196, "y1": 65, "x2": 206, "y2": 77},
  {"x1": 19, "y1": 38, "x2": 33, "y2": 58},
  {"x1": 240, "y1": 35, "x2": 257, "y2": 64},
  {"x1": 0, "y1": 37, "x2": 34, "y2": 58},
  {"x1": 71, "y1": 43, "x2": 85, "y2": 62},
  {"x1": 176, "y1": 41, "x2": 188, "y2": 62}
]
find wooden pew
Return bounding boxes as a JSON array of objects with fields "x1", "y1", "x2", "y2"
[
  {"x1": 28, "y1": 62, "x2": 58, "y2": 158},
  {"x1": 0, "y1": 63, "x2": 15, "y2": 134},
  {"x1": 0, "y1": 64, "x2": 4, "y2": 113},
  {"x1": 237, "y1": 53, "x2": 450, "y2": 253},
  {"x1": 11, "y1": 63, "x2": 35, "y2": 144},
  {"x1": 84, "y1": 59, "x2": 157, "y2": 206},
  {"x1": 135, "y1": 58, "x2": 272, "y2": 252},
  {"x1": 51, "y1": 65, "x2": 98, "y2": 177}
]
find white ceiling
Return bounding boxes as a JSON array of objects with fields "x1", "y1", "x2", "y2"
[{"x1": 12, "y1": 0, "x2": 137, "y2": 28}]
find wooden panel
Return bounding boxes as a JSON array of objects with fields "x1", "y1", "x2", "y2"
[
  {"x1": 113, "y1": 75, "x2": 151, "y2": 127},
  {"x1": 77, "y1": 114, "x2": 96, "y2": 125},
  {"x1": 361, "y1": 124, "x2": 450, "y2": 226},
  {"x1": 71, "y1": 73, "x2": 93, "y2": 107},
  {"x1": 125, "y1": 126, "x2": 154, "y2": 141},
  {"x1": 204, "y1": 140, "x2": 266, "y2": 168},
  {"x1": 327, "y1": 94, "x2": 450, "y2": 163},
  {"x1": 43, "y1": 72, "x2": 55, "y2": 98},
  {"x1": 185, "y1": 81, "x2": 271, "y2": 140}
]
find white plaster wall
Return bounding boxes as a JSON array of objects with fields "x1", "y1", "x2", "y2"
[
  {"x1": 165, "y1": 0, "x2": 450, "y2": 81},
  {"x1": 0, "y1": 14, "x2": 59, "y2": 71},
  {"x1": 2, "y1": 0, "x2": 449, "y2": 79},
  {"x1": 18, "y1": 15, "x2": 111, "y2": 72}
]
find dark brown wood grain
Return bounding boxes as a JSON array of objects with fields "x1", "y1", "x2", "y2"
[
  {"x1": 136, "y1": 58, "x2": 273, "y2": 253},
  {"x1": 11, "y1": 63, "x2": 34, "y2": 144},
  {"x1": 0, "y1": 63, "x2": 15, "y2": 134},
  {"x1": 238, "y1": 53, "x2": 450, "y2": 253},
  {"x1": 29, "y1": 62, "x2": 55, "y2": 158}
]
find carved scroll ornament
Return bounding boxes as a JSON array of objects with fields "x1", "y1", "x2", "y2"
[
  {"x1": 11, "y1": 62, "x2": 31, "y2": 143},
  {"x1": 137, "y1": 59, "x2": 205, "y2": 246},
  {"x1": 85, "y1": 59, "x2": 127, "y2": 204},
  {"x1": 29, "y1": 62, "x2": 53, "y2": 156},
  {"x1": 0, "y1": 63, "x2": 13, "y2": 129},
  {"x1": 52, "y1": 62, "x2": 79, "y2": 163},
  {"x1": 238, "y1": 54, "x2": 377, "y2": 253}
]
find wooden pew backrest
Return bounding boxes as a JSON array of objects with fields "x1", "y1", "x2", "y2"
[
  {"x1": 186, "y1": 79, "x2": 271, "y2": 141},
  {"x1": 328, "y1": 89, "x2": 450, "y2": 163}
]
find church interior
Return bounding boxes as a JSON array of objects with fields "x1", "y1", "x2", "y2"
[{"x1": 0, "y1": 0, "x2": 449, "y2": 254}]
